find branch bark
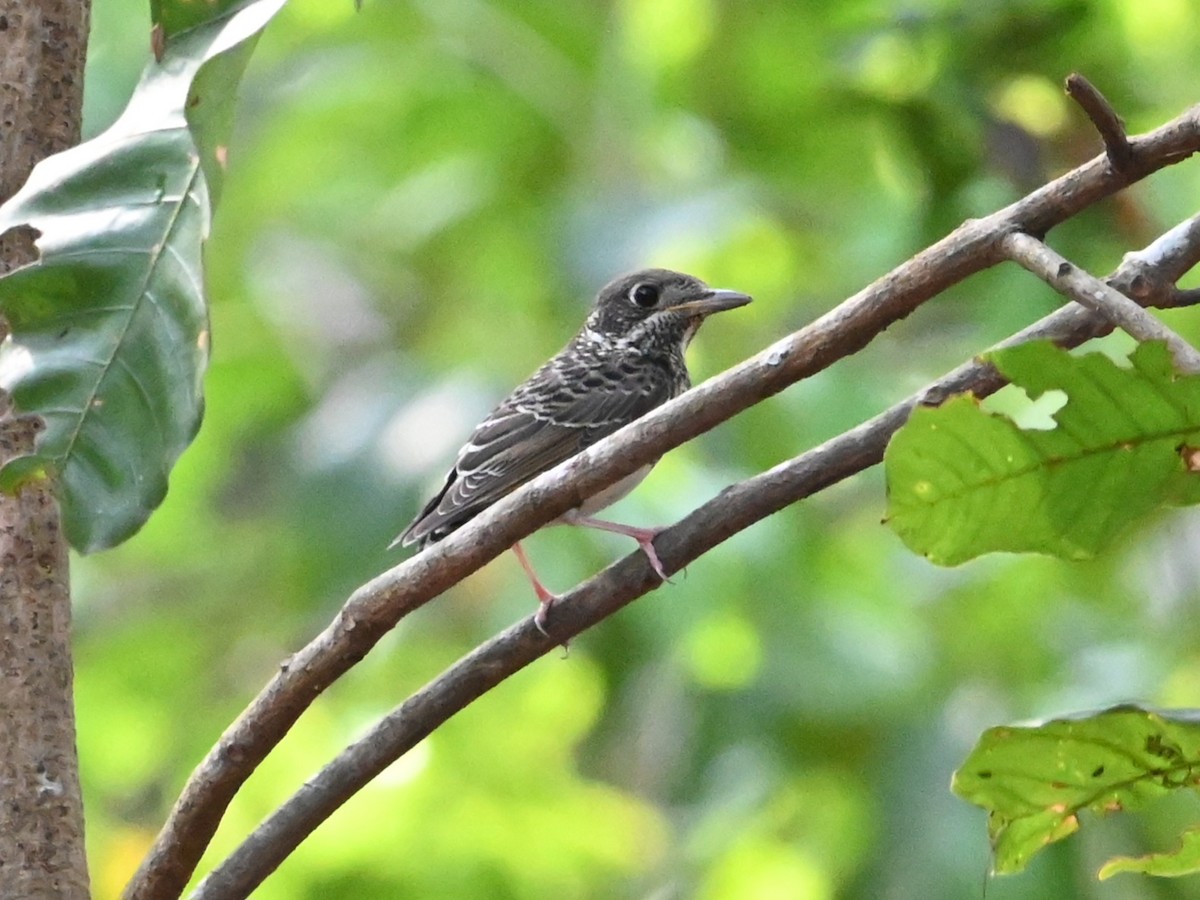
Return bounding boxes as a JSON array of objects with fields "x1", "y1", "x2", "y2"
[
  {"x1": 1002, "y1": 230, "x2": 1200, "y2": 372},
  {"x1": 0, "y1": 1, "x2": 92, "y2": 898},
  {"x1": 1065, "y1": 73, "x2": 1135, "y2": 174},
  {"x1": 126, "y1": 101, "x2": 1200, "y2": 900},
  {"x1": 191, "y1": 210, "x2": 1200, "y2": 899}
]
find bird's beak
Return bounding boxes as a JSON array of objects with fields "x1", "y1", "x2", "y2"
[{"x1": 666, "y1": 288, "x2": 753, "y2": 316}]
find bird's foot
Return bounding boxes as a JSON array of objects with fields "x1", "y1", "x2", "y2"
[
  {"x1": 513, "y1": 541, "x2": 568, "y2": 646},
  {"x1": 632, "y1": 530, "x2": 669, "y2": 583},
  {"x1": 608, "y1": 523, "x2": 669, "y2": 583},
  {"x1": 564, "y1": 514, "x2": 671, "y2": 583},
  {"x1": 533, "y1": 591, "x2": 557, "y2": 637},
  {"x1": 533, "y1": 594, "x2": 571, "y2": 654}
]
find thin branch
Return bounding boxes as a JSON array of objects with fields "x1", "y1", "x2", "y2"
[
  {"x1": 190, "y1": 217, "x2": 1200, "y2": 899},
  {"x1": 1116, "y1": 214, "x2": 1200, "y2": 301},
  {"x1": 124, "y1": 102, "x2": 1200, "y2": 900},
  {"x1": 1001, "y1": 230, "x2": 1200, "y2": 372},
  {"x1": 1066, "y1": 73, "x2": 1136, "y2": 173}
]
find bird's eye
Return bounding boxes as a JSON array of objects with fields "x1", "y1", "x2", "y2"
[{"x1": 629, "y1": 282, "x2": 659, "y2": 308}]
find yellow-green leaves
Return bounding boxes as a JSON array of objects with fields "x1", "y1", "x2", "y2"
[
  {"x1": 953, "y1": 705, "x2": 1200, "y2": 878},
  {"x1": 886, "y1": 341, "x2": 1200, "y2": 565}
]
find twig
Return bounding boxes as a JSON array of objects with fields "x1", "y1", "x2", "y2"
[
  {"x1": 124, "y1": 102, "x2": 1200, "y2": 900},
  {"x1": 188, "y1": 215, "x2": 1200, "y2": 899},
  {"x1": 1116, "y1": 214, "x2": 1200, "y2": 305},
  {"x1": 1066, "y1": 73, "x2": 1135, "y2": 173},
  {"x1": 1002, "y1": 230, "x2": 1200, "y2": 372}
]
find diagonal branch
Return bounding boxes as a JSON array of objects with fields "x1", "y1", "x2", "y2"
[
  {"x1": 1001, "y1": 230, "x2": 1200, "y2": 372},
  {"x1": 189, "y1": 211, "x2": 1200, "y2": 900},
  {"x1": 124, "y1": 102, "x2": 1200, "y2": 900}
]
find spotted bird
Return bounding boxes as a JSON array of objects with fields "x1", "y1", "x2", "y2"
[{"x1": 397, "y1": 268, "x2": 751, "y2": 630}]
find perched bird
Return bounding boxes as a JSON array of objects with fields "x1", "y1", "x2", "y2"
[{"x1": 396, "y1": 268, "x2": 751, "y2": 630}]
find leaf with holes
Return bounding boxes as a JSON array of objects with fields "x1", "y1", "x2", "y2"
[
  {"x1": 0, "y1": 0, "x2": 286, "y2": 551},
  {"x1": 953, "y1": 705, "x2": 1200, "y2": 876},
  {"x1": 885, "y1": 340, "x2": 1200, "y2": 566}
]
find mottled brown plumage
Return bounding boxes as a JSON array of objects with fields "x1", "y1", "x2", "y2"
[{"x1": 396, "y1": 268, "x2": 751, "y2": 629}]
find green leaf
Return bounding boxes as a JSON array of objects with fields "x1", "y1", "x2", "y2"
[
  {"x1": 0, "y1": 0, "x2": 286, "y2": 552},
  {"x1": 151, "y1": 0, "x2": 261, "y2": 41},
  {"x1": 1099, "y1": 828, "x2": 1200, "y2": 879},
  {"x1": 952, "y1": 705, "x2": 1200, "y2": 875},
  {"x1": 885, "y1": 340, "x2": 1200, "y2": 566}
]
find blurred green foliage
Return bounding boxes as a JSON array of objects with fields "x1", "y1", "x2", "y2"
[{"x1": 71, "y1": 0, "x2": 1200, "y2": 898}]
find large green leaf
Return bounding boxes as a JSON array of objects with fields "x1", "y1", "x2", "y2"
[
  {"x1": 885, "y1": 340, "x2": 1200, "y2": 565},
  {"x1": 0, "y1": 0, "x2": 286, "y2": 551},
  {"x1": 953, "y1": 705, "x2": 1200, "y2": 877}
]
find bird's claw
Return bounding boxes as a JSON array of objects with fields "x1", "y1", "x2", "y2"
[
  {"x1": 534, "y1": 599, "x2": 553, "y2": 637},
  {"x1": 639, "y1": 536, "x2": 671, "y2": 584},
  {"x1": 533, "y1": 599, "x2": 571, "y2": 654}
]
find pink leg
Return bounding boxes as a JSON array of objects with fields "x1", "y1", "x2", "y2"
[
  {"x1": 561, "y1": 511, "x2": 669, "y2": 582},
  {"x1": 511, "y1": 541, "x2": 557, "y2": 634}
]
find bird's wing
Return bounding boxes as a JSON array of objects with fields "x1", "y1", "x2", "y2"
[{"x1": 400, "y1": 362, "x2": 673, "y2": 546}]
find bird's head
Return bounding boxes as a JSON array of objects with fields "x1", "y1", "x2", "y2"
[{"x1": 586, "y1": 268, "x2": 752, "y2": 351}]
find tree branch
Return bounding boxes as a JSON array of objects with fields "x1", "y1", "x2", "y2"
[
  {"x1": 1065, "y1": 73, "x2": 1135, "y2": 173},
  {"x1": 1114, "y1": 214, "x2": 1200, "y2": 308},
  {"x1": 1001, "y1": 230, "x2": 1200, "y2": 372},
  {"x1": 190, "y1": 209, "x2": 1200, "y2": 899},
  {"x1": 126, "y1": 101, "x2": 1200, "y2": 900}
]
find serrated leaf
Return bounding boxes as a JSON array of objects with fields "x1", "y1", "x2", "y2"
[
  {"x1": 885, "y1": 340, "x2": 1200, "y2": 565},
  {"x1": 952, "y1": 705, "x2": 1200, "y2": 875},
  {"x1": 1099, "y1": 828, "x2": 1200, "y2": 879},
  {"x1": 0, "y1": 0, "x2": 286, "y2": 552}
]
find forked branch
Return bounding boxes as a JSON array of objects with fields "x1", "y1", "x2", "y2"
[
  {"x1": 1002, "y1": 231, "x2": 1200, "y2": 372},
  {"x1": 126, "y1": 98, "x2": 1200, "y2": 900},
  {"x1": 190, "y1": 210, "x2": 1200, "y2": 899}
]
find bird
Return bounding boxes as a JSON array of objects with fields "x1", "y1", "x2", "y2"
[{"x1": 396, "y1": 268, "x2": 752, "y2": 631}]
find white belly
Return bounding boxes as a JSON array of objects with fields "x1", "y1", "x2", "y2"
[{"x1": 572, "y1": 463, "x2": 655, "y2": 517}]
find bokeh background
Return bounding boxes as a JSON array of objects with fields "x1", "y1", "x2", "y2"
[{"x1": 74, "y1": 1, "x2": 1200, "y2": 897}]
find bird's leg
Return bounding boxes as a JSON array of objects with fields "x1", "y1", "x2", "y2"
[
  {"x1": 511, "y1": 541, "x2": 558, "y2": 635},
  {"x1": 560, "y1": 511, "x2": 669, "y2": 582}
]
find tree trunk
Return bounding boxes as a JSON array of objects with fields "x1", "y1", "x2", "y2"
[{"x1": 0, "y1": 1, "x2": 92, "y2": 897}]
